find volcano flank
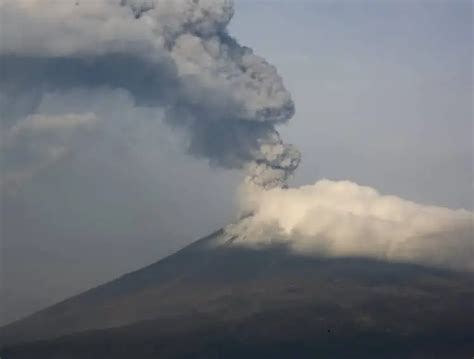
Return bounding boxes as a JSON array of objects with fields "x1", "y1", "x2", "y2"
[{"x1": 1, "y1": 229, "x2": 473, "y2": 358}]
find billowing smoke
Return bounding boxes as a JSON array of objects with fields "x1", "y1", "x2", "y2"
[
  {"x1": 1, "y1": 0, "x2": 471, "y2": 275},
  {"x1": 0, "y1": 0, "x2": 300, "y2": 190},
  {"x1": 224, "y1": 180, "x2": 473, "y2": 272}
]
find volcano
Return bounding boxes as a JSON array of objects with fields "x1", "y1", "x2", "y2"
[{"x1": 1, "y1": 229, "x2": 473, "y2": 358}]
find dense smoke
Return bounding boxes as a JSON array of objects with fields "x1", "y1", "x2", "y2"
[
  {"x1": 224, "y1": 180, "x2": 473, "y2": 272},
  {"x1": 0, "y1": 0, "x2": 299, "y2": 190},
  {"x1": 1, "y1": 0, "x2": 471, "y2": 274}
]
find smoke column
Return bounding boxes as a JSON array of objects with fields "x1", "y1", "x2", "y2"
[
  {"x1": 1, "y1": 0, "x2": 471, "y2": 272},
  {"x1": 0, "y1": 0, "x2": 300, "y2": 189}
]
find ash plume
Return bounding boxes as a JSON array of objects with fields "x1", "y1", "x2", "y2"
[
  {"x1": 1, "y1": 0, "x2": 470, "y2": 274},
  {"x1": 1, "y1": 113, "x2": 99, "y2": 190},
  {"x1": 0, "y1": 0, "x2": 300, "y2": 189},
  {"x1": 225, "y1": 180, "x2": 474, "y2": 272}
]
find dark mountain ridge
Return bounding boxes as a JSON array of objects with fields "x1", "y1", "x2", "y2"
[{"x1": 2, "y1": 229, "x2": 473, "y2": 358}]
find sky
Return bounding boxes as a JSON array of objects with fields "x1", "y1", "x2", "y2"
[
  {"x1": 232, "y1": 0, "x2": 473, "y2": 209},
  {"x1": 1, "y1": 0, "x2": 472, "y2": 325}
]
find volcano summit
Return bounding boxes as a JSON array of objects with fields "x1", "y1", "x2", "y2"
[
  {"x1": 1, "y1": 224, "x2": 473, "y2": 358},
  {"x1": 1, "y1": 1, "x2": 473, "y2": 358}
]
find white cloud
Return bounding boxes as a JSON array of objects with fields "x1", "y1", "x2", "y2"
[{"x1": 225, "y1": 180, "x2": 473, "y2": 271}]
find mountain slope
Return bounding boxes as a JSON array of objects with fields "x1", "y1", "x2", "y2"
[{"x1": 1, "y1": 229, "x2": 473, "y2": 357}]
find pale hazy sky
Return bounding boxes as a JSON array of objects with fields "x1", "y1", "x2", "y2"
[
  {"x1": 232, "y1": 0, "x2": 472, "y2": 210},
  {"x1": 2, "y1": 0, "x2": 472, "y2": 325}
]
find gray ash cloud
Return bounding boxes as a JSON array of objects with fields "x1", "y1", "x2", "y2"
[{"x1": 0, "y1": 0, "x2": 300, "y2": 189}]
